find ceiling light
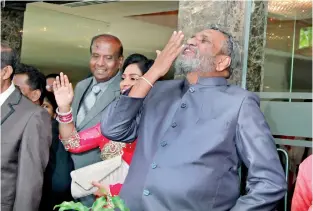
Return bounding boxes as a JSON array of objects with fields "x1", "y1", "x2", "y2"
[{"x1": 268, "y1": 0, "x2": 312, "y2": 20}]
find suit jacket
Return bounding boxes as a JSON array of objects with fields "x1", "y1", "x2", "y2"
[
  {"x1": 101, "y1": 77, "x2": 287, "y2": 211},
  {"x1": 71, "y1": 72, "x2": 121, "y2": 170},
  {"x1": 1, "y1": 88, "x2": 52, "y2": 211}
]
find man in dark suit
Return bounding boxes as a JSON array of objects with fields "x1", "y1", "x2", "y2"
[
  {"x1": 40, "y1": 91, "x2": 74, "y2": 211},
  {"x1": 57, "y1": 34, "x2": 123, "y2": 206},
  {"x1": 12, "y1": 64, "x2": 73, "y2": 210},
  {"x1": 0, "y1": 43, "x2": 52, "y2": 211}
]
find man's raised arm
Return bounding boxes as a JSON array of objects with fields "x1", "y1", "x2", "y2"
[{"x1": 101, "y1": 31, "x2": 184, "y2": 141}]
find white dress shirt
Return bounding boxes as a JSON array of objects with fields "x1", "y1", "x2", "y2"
[{"x1": 0, "y1": 82, "x2": 15, "y2": 106}]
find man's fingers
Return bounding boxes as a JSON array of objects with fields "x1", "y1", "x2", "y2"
[
  {"x1": 168, "y1": 31, "x2": 177, "y2": 44},
  {"x1": 164, "y1": 31, "x2": 185, "y2": 55},
  {"x1": 174, "y1": 44, "x2": 185, "y2": 57},
  {"x1": 164, "y1": 31, "x2": 181, "y2": 51},
  {"x1": 156, "y1": 50, "x2": 161, "y2": 57},
  {"x1": 176, "y1": 32, "x2": 185, "y2": 46}
]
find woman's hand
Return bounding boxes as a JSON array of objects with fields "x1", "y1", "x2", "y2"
[
  {"x1": 53, "y1": 72, "x2": 74, "y2": 112},
  {"x1": 92, "y1": 181, "x2": 110, "y2": 198}
]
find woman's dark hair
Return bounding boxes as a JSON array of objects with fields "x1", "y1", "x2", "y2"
[
  {"x1": 46, "y1": 73, "x2": 60, "y2": 80},
  {"x1": 44, "y1": 91, "x2": 58, "y2": 113},
  {"x1": 138, "y1": 59, "x2": 154, "y2": 74},
  {"x1": 122, "y1": 54, "x2": 154, "y2": 75}
]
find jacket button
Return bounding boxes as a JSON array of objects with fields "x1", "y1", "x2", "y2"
[
  {"x1": 171, "y1": 122, "x2": 177, "y2": 128},
  {"x1": 181, "y1": 103, "x2": 187, "y2": 108},
  {"x1": 143, "y1": 189, "x2": 150, "y2": 196},
  {"x1": 151, "y1": 162, "x2": 157, "y2": 169},
  {"x1": 160, "y1": 141, "x2": 167, "y2": 147}
]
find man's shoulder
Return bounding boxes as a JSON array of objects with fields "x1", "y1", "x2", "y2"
[
  {"x1": 17, "y1": 94, "x2": 40, "y2": 112},
  {"x1": 75, "y1": 77, "x2": 93, "y2": 89},
  {"x1": 22, "y1": 96, "x2": 50, "y2": 117},
  {"x1": 11, "y1": 94, "x2": 49, "y2": 125},
  {"x1": 154, "y1": 79, "x2": 183, "y2": 90},
  {"x1": 226, "y1": 85, "x2": 259, "y2": 102}
]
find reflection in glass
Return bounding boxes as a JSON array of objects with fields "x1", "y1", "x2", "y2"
[{"x1": 263, "y1": 1, "x2": 312, "y2": 93}]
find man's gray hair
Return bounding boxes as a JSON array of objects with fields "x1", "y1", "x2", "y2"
[{"x1": 207, "y1": 24, "x2": 241, "y2": 76}]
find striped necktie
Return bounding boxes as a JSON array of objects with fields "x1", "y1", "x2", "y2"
[{"x1": 76, "y1": 85, "x2": 100, "y2": 126}]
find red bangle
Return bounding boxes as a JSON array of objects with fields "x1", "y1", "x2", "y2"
[
  {"x1": 58, "y1": 113, "x2": 73, "y2": 122},
  {"x1": 56, "y1": 107, "x2": 73, "y2": 124}
]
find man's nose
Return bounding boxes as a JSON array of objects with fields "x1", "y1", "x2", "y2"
[
  {"x1": 96, "y1": 57, "x2": 106, "y2": 66},
  {"x1": 186, "y1": 37, "x2": 196, "y2": 46}
]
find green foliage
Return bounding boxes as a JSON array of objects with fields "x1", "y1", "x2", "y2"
[
  {"x1": 53, "y1": 201, "x2": 89, "y2": 211},
  {"x1": 112, "y1": 196, "x2": 130, "y2": 211},
  {"x1": 299, "y1": 27, "x2": 312, "y2": 49},
  {"x1": 54, "y1": 195, "x2": 130, "y2": 211},
  {"x1": 92, "y1": 197, "x2": 108, "y2": 211}
]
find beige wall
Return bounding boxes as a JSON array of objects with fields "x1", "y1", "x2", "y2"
[{"x1": 21, "y1": 1, "x2": 178, "y2": 85}]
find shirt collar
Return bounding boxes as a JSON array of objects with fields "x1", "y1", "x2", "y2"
[
  {"x1": 0, "y1": 82, "x2": 16, "y2": 106},
  {"x1": 183, "y1": 76, "x2": 228, "y2": 87},
  {"x1": 197, "y1": 77, "x2": 228, "y2": 86}
]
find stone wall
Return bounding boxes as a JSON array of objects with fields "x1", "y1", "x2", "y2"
[
  {"x1": 246, "y1": 1, "x2": 268, "y2": 92},
  {"x1": 1, "y1": 8, "x2": 25, "y2": 57}
]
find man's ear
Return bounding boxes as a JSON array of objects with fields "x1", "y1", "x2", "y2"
[
  {"x1": 118, "y1": 56, "x2": 124, "y2": 69},
  {"x1": 216, "y1": 55, "x2": 231, "y2": 72},
  {"x1": 30, "y1": 89, "x2": 41, "y2": 104},
  {"x1": 1, "y1": 66, "x2": 13, "y2": 80}
]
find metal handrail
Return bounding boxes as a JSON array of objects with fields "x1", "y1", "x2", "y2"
[{"x1": 277, "y1": 148, "x2": 289, "y2": 211}]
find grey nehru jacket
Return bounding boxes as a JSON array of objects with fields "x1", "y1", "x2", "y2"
[{"x1": 101, "y1": 77, "x2": 287, "y2": 211}]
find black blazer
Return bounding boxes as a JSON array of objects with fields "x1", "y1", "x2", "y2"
[{"x1": 40, "y1": 119, "x2": 74, "y2": 211}]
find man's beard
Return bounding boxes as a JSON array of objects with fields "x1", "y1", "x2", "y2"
[{"x1": 174, "y1": 48, "x2": 216, "y2": 76}]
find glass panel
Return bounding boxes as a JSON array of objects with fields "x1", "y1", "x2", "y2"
[
  {"x1": 261, "y1": 1, "x2": 312, "y2": 143},
  {"x1": 264, "y1": 0, "x2": 312, "y2": 93},
  {"x1": 261, "y1": 2, "x2": 312, "y2": 194}
]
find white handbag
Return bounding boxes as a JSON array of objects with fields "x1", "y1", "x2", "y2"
[{"x1": 70, "y1": 155, "x2": 129, "y2": 199}]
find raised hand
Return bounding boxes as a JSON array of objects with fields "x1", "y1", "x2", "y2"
[
  {"x1": 150, "y1": 31, "x2": 185, "y2": 78},
  {"x1": 53, "y1": 72, "x2": 74, "y2": 112}
]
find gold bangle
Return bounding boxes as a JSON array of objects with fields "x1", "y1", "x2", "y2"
[{"x1": 140, "y1": 76, "x2": 153, "y2": 87}]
